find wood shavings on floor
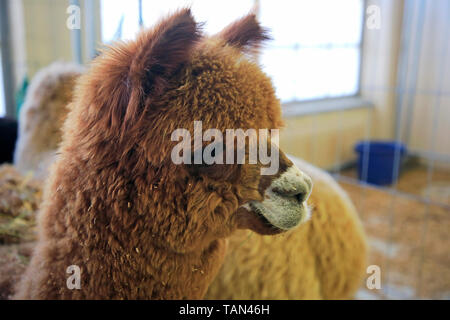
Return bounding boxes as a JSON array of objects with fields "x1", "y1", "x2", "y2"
[{"x1": 338, "y1": 164, "x2": 450, "y2": 299}]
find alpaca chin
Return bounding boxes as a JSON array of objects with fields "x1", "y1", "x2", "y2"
[{"x1": 248, "y1": 196, "x2": 311, "y2": 231}]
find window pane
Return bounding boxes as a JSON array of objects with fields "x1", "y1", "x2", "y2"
[
  {"x1": 100, "y1": 0, "x2": 140, "y2": 42},
  {"x1": 259, "y1": 0, "x2": 364, "y2": 102},
  {"x1": 260, "y1": 48, "x2": 300, "y2": 102},
  {"x1": 261, "y1": 46, "x2": 360, "y2": 101},
  {"x1": 325, "y1": 47, "x2": 360, "y2": 97},
  {"x1": 260, "y1": 0, "x2": 363, "y2": 47}
]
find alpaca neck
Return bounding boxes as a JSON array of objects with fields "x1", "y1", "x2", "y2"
[
  {"x1": 69, "y1": 206, "x2": 227, "y2": 299},
  {"x1": 21, "y1": 213, "x2": 226, "y2": 300},
  {"x1": 140, "y1": 238, "x2": 227, "y2": 299}
]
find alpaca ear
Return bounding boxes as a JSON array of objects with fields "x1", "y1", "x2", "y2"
[
  {"x1": 124, "y1": 8, "x2": 201, "y2": 124},
  {"x1": 129, "y1": 8, "x2": 200, "y2": 94},
  {"x1": 216, "y1": 14, "x2": 271, "y2": 52}
]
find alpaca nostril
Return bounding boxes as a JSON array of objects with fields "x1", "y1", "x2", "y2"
[
  {"x1": 272, "y1": 182, "x2": 310, "y2": 203},
  {"x1": 295, "y1": 191, "x2": 307, "y2": 203}
]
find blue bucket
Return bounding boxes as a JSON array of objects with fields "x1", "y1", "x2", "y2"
[{"x1": 355, "y1": 141, "x2": 407, "y2": 186}]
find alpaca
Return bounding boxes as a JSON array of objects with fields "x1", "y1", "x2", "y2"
[
  {"x1": 206, "y1": 156, "x2": 367, "y2": 299},
  {"x1": 14, "y1": 62, "x2": 84, "y2": 180},
  {"x1": 14, "y1": 10, "x2": 314, "y2": 299}
]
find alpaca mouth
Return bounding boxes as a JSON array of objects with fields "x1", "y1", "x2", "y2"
[
  {"x1": 237, "y1": 165, "x2": 312, "y2": 235},
  {"x1": 248, "y1": 191, "x2": 311, "y2": 231},
  {"x1": 249, "y1": 165, "x2": 313, "y2": 231},
  {"x1": 237, "y1": 193, "x2": 310, "y2": 236},
  {"x1": 247, "y1": 202, "x2": 283, "y2": 233}
]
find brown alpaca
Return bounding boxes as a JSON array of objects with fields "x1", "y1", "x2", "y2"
[{"x1": 14, "y1": 10, "x2": 313, "y2": 299}]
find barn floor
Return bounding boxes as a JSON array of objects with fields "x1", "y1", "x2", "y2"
[{"x1": 336, "y1": 163, "x2": 450, "y2": 299}]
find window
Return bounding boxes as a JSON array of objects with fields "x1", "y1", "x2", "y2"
[
  {"x1": 100, "y1": 0, "x2": 364, "y2": 103},
  {"x1": 260, "y1": 0, "x2": 364, "y2": 102},
  {"x1": 100, "y1": 0, "x2": 141, "y2": 42}
]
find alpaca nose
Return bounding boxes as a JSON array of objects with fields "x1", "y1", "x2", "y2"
[{"x1": 272, "y1": 166, "x2": 313, "y2": 203}]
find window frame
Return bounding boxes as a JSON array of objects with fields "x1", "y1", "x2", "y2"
[
  {"x1": 268, "y1": 0, "x2": 367, "y2": 106},
  {"x1": 279, "y1": 0, "x2": 367, "y2": 115}
]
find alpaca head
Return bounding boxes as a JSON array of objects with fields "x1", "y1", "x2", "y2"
[{"x1": 73, "y1": 9, "x2": 312, "y2": 252}]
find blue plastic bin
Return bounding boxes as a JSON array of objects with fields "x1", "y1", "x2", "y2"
[{"x1": 355, "y1": 141, "x2": 407, "y2": 186}]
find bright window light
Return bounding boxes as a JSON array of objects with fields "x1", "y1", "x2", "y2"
[
  {"x1": 259, "y1": 0, "x2": 363, "y2": 102},
  {"x1": 100, "y1": 0, "x2": 364, "y2": 103},
  {"x1": 100, "y1": 0, "x2": 140, "y2": 42}
]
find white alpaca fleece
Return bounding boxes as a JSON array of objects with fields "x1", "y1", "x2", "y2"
[{"x1": 14, "y1": 61, "x2": 84, "y2": 180}]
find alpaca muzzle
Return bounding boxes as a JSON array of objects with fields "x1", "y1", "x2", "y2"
[
  {"x1": 249, "y1": 165, "x2": 313, "y2": 230},
  {"x1": 271, "y1": 166, "x2": 313, "y2": 203}
]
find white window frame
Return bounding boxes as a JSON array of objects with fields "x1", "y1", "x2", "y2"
[
  {"x1": 262, "y1": 0, "x2": 367, "y2": 114},
  {"x1": 282, "y1": 6, "x2": 370, "y2": 117}
]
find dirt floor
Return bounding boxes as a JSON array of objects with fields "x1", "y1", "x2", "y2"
[{"x1": 338, "y1": 163, "x2": 450, "y2": 299}]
